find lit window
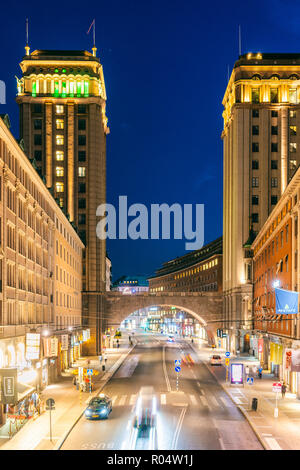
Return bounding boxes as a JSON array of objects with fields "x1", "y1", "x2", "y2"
[
  {"x1": 78, "y1": 167, "x2": 86, "y2": 177},
  {"x1": 56, "y1": 119, "x2": 64, "y2": 130},
  {"x1": 56, "y1": 135, "x2": 64, "y2": 146},
  {"x1": 56, "y1": 105, "x2": 64, "y2": 114},
  {"x1": 290, "y1": 142, "x2": 297, "y2": 153},
  {"x1": 290, "y1": 126, "x2": 297, "y2": 136},
  {"x1": 56, "y1": 167, "x2": 64, "y2": 177},
  {"x1": 56, "y1": 182, "x2": 64, "y2": 193},
  {"x1": 56, "y1": 151, "x2": 64, "y2": 161},
  {"x1": 289, "y1": 88, "x2": 297, "y2": 104}
]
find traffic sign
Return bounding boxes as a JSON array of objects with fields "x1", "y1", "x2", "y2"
[
  {"x1": 225, "y1": 352, "x2": 230, "y2": 357},
  {"x1": 175, "y1": 359, "x2": 181, "y2": 366},
  {"x1": 225, "y1": 358, "x2": 230, "y2": 366},
  {"x1": 272, "y1": 382, "x2": 282, "y2": 393},
  {"x1": 86, "y1": 369, "x2": 93, "y2": 376},
  {"x1": 175, "y1": 366, "x2": 181, "y2": 373},
  {"x1": 46, "y1": 398, "x2": 55, "y2": 410},
  {"x1": 247, "y1": 377, "x2": 254, "y2": 385}
]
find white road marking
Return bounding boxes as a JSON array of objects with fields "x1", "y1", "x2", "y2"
[
  {"x1": 265, "y1": 437, "x2": 282, "y2": 450},
  {"x1": 160, "y1": 394, "x2": 167, "y2": 405},
  {"x1": 118, "y1": 395, "x2": 127, "y2": 406},
  {"x1": 189, "y1": 394, "x2": 198, "y2": 405},
  {"x1": 171, "y1": 407, "x2": 187, "y2": 450},
  {"x1": 199, "y1": 395, "x2": 211, "y2": 410},
  {"x1": 129, "y1": 394, "x2": 137, "y2": 405},
  {"x1": 111, "y1": 395, "x2": 117, "y2": 405},
  {"x1": 220, "y1": 396, "x2": 232, "y2": 408},
  {"x1": 162, "y1": 346, "x2": 171, "y2": 392},
  {"x1": 209, "y1": 395, "x2": 221, "y2": 407}
]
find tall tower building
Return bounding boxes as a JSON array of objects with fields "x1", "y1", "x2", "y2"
[
  {"x1": 222, "y1": 53, "x2": 300, "y2": 353},
  {"x1": 16, "y1": 45, "x2": 109, "y2": 354}
]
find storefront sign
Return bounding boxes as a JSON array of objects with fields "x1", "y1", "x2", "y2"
[
  {"x1": 291, "y1": 349, "x2": 300, "y2": 372},
  {"x1": 286, "y1": 350, "x2": 292, "y2": 369},
  {"x1": 230, "y1": 363, "x2": 244, "y2": 385},
  {"x1": 61, "y1": 335, "x2": 69, "y2": 351},
  {"x1": 0, "y1": 368, "x2": 18, "y2": 405},
  {"x1": 270, "y1": 342, "x2": 283, "y2": 365},
  {"x1": 50, "y1": 338, "x2": 58, "y2": 357},
  {"x1": 25, "y1": 333, "x2": 40, "y2": 361},
  {"x1": 275, "y1": 288, "x2": 299, "y2": 314},
  {"x1": 272, "y1": 382, "x2": 282, "y2": 393}
]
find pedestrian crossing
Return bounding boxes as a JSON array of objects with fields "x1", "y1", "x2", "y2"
[{"x1": 108, "y1": 391, "x2": 236, "y2": 410}]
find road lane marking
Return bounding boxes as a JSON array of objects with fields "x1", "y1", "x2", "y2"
[
  {"x1": 209, "y1": 395, "x2": 220, "y2": 407},
  {"x1": 220, "y1": 396, "x2": 232, "y2": 408},
  {"x1": 171, "y1": 406, "x2": 187, "y2": 450},
  {"x1": 111, "y1": 395, "x2": 117, "y2": 405},
  {"x1": 129, "y1": 394, "x2": 137, "y2": 405},
  {"x1": 119, "y1": 395, "x2": 127, "y2": 406},
  {"x1": 199, "y1": 395, "x2": 211, "y2": 410},
  {"x1": 189, "y1": 394, "x2": 197, "y2": 405},
  {"x1": 264, "y1": 437, "x2": 282, "y2": 450},
  {"x1": 163, "y1": 345, "x2": 171, "y2": 392}
]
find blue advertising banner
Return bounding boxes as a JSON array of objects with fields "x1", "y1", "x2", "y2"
[{"x1": 275, "y1": 288, "x2": 299, "y2": 315}]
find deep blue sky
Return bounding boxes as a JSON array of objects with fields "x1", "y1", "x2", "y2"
[{"x1": 0, "y1": 0, "x2": 299, "y2": 281}]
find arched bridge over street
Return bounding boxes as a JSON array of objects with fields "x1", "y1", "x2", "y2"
[{"x1": 104, "y1": 291, "x2": 223, "y2": 345}]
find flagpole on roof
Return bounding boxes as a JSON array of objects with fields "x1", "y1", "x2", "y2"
[{"x1": 25, "y1": 18, "x2": 30, "y2": 56}]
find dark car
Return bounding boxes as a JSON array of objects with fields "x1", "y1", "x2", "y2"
[{"x1": 84, "y1": 394, "x2": 112, "y2": 420}]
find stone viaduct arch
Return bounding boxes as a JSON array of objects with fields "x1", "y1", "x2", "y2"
[{"x1": 104, "y1": 291, "x2": 223, "y2": 346}]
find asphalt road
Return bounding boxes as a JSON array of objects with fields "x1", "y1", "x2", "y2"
[{"x1": 61, "y1": 333, "x2": 263, "y2": 450}]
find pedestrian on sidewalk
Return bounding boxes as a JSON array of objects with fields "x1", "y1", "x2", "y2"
[
  {"x1": 245, "y1": 366, "x2": 250, "y2": 379},
  {"x1": 258, "y1": 366, "x2": 263, "y2": 379},
  {"x1": 281, "y1": 381, "x2": 287, "y2": 398}
]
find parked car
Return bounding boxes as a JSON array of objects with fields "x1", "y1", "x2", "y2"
[{"x1": 210, "y1": 355, "x2": 222, "y2": 366}]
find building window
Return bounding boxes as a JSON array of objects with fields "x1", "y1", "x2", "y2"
[
  {"x1": 271, "y1": 177, "x2": 278, "y2": 187},
  {"x1": 78, "y1": 104, "x2": 86, "y2": 114},
  {"x1": 270, "y1": 88, "x2": 278, "y2": 103},
  {"x1": 290, "y1": 160, "x2": 297, "y2": 172},
  {"x1": 252, "y1": 195, "x2": 259, "y2": 205},
  {"x1": 78, "y1": 183, "x2": 86, "y2": 193},
  {"x1": 252, "y1": 109, "x2": 259, "y2": 118},
  {"x1": 34, "y1": 134, "x2": 42, "y2": 146},
  {"x1": 33, "y1": 104, "x2": 42, "y2": 113},
  {"x1": 78, "y1": 151, "x2": 86, "y2": 162},
  {"x1": 78, "y1": 135, "x2": 86, "y2": 146},
  {"x1": 78, "y1": 119, "x2": 86, "y2": 130},
  {"x1": 290, "y1": 126, "x2": 297, "y2": 136},
  {"x1": 252, "y1": 125, "x2": 259, "y2": 135},
  {"x1": 56, "y1": 105, "x2": 64, "y2": 114},
  {"x1": 56, "y1": 151, "x2": 64, "y2": 161},
  {"x1": 271, "y1": 160, "x2": 278, "y2": 170},
  {"x1": 252, "y1": 143, "x2": 259, "y2": 152},
  {"x1": 271, "y1": 195, "x2": 278, "y2": 205},
  {"x1": 78, "y1": 167, "x2": 86, "y2": 177},
  {"x1": 78, "y1": 198, "x2": 86, "y2": 209},
  {"x1": 271, "y1": 126, "x2": 278, "y2": 135},
  {"x1": 290, "y1": 110, "x2": 297, "y2": 119},
  {"x1": 252, "y1": 177, "x2": 259, "y2": 187},
  {"x1": 252, "y1": 160, "x2": 259, "y2": 170},
  {"x1": 251, "y1": 88, "x2": 260, "y2": 103},
  {"x1": 56, "y1": 119, "x2": 64, "y2": 130},
  {"x1": 34, "y1": 119, "x2": 42, "y2": 130},
  {"x1": 34, "y1": 150, "x2": 42, "y2": 161},
  {"x1": 56, "y1": 135, "x2": 64, "y2": 146},
  {"x1": 289, "y1": 89, "x2": 297, "y2": 104},
  {"x1": 78, "y1": 214, "x2": 86, "y2": 225},
  {"x1": 56, "y1": 166, "x2": 64, "y2": 177},
  {"x1": 271, "y1": 143, "x2": 278, "y2": 152},
  {"x1": 271, "y1": 110, "x2": 278, "y2": 117},
  {"x1": 252, "y1": 213, "x2": 259, "y2": 223},
  {"x1": 56, "y1": 182, "x2": 64, "y2": 193},
  {"x1": 290, "y1": 142, "x2": 297, "y2": 153}
]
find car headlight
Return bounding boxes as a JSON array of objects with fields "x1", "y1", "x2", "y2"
[
  {"x1": 100, "y1": 408, "x2": 107, "y2": 415},
  {"x1": 85, "y1": 410, "x2": 92, "y2": 416}
]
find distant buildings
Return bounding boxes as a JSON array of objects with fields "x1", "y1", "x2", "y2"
[
  {"x1": 112, "y1": 276, "x2": 149, "y2": 294},
  {"x1": 148, "y1": 237, "x2": 222, "y2": 293}
]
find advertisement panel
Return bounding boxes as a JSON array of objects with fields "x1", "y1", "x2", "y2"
[
  {"x1": 0, "y1": 368, "x2": 18, "y2": 405},
  {"x1": 50, "y1": 337, "x2": 58, "y2": 357},
  {"x1": 275, "y1": 288, "x2": 299, "y2": 314},
  {"x1": 270, "y1": 343, "x2": 283, "y2": 365},
  {"x1": 230, "y1": 363, "x2": 244, "y2": 385},
  {"x1": 61, "y1": 335, "x2": 69, "y2": 351},
  {"x1": 25, "y1": 333, "x2": 40, "y2": 361},
  {"x1": 291, "y1": 349, "x2": 300, "y2": 372}
]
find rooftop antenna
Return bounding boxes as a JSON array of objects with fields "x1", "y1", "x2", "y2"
[
  {"x1": 227, "y1": 64, "x2": 230, "y2": 82},
  {"x1": 25, "y1": 18, "x2": 30, "y2": 56},
  {"x1": 238, "y1": 24, "x2": 242, "y2": 57},
  {"x1": 87, "y1": 19, "x2": 97, "y2": 57}
]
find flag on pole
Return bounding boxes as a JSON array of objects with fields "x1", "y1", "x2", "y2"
[{"x1": 87, "y1": 19, "x2": 95, "y2": 35}]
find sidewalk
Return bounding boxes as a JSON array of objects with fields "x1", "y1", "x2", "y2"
[
  {"x1": 189, "y1": 338, "x2": 300, "y2": 451},
  {"x1": 0, "y1": 343, "x2": 133, "y2": 451}
]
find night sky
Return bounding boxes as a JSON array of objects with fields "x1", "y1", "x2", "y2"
[{"x1": 0, "y1": 0, "x2": 299, "y2": 281}]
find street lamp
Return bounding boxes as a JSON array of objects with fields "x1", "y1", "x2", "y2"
[{"x1": 273, "y1": 280, "x2": 280, "y2": 288}]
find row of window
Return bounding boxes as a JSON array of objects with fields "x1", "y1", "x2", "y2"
[
  {"x1": 252, "y1": 125, "x2": 297, "y2": 136},
  {"x1": 55, "y1": 166, "x2": 86, "y2": 178},
  {"x1": 252, "y1": 195, "x2": 278, "y2": 206},
  {"x1": 34, "y1": 134, "x2": 87, "y2": 147},
  {"x1": 252, "y1": 176, "x2": 278, "y2": 187},
  {"x1": 32, "y1": 104, "x2": 87, "y2": 114},
  {"x1": 33, "y1": 118, "x2": 86, "y2": 131},
  {"x1": 252, "y1": 109, "x2": 296, "y2": 118},
  {"x1": 251, "y1": 142, "x2": 297, "y2": 153},
  {"x1": 255, "y1": 224, "x2": 290, "y2": 269}
]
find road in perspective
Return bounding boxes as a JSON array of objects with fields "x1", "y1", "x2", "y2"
[{"x1": 61, "y1": 331, "x2": 263, "y2": 451}]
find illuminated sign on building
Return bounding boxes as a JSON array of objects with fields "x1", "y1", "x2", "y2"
[
  {"x1": 25, "y1": 333, "x2": 40, "y2": 361},
  {"x1": 230, "y1": 363, "x2": 244, "y2": 385}
]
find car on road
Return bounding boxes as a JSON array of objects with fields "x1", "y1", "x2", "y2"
[
  {"x1": 84, "y1": 394, "x2": 112, "y2": 420},
  {"x1": 210, "y1": 355, "x2": 222, "y2": 366},
  {"x1": 134, "y1": 386, "x2": 157, "y2": 429},
  {"x1": 167, "y1": 335, "x2": 175, "y2": 343}
]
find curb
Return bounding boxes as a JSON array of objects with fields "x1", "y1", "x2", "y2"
[
  {"x1": 187, "y1": 341, "x2": 267, "y2": 451},
  {"x1": 54, "y1": 345, "x2": 135, "y2": 450}
]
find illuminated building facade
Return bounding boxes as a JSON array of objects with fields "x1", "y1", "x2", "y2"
[
  {"x1": 16, "y1": 46, "x2": 109, "y2": 354},
  {"x1": 222, "y1": 53, "x2": 300, "y2": 353},
  {"x1": 148, "y1": 237, "x2": 222, "y2": 293},
  {"x1": 0, "y1": 114, "x2": 85, "y2": 423},
  {"x1": 252, "y1": 166, "x2": 300, "y2": 395}
]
